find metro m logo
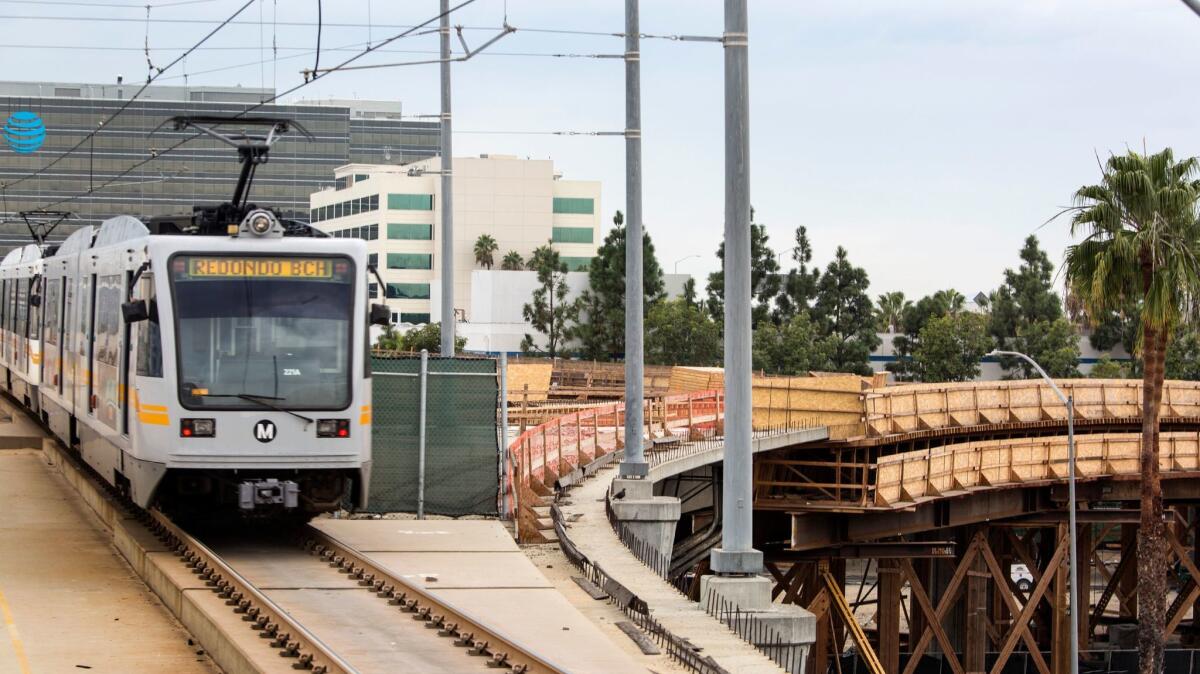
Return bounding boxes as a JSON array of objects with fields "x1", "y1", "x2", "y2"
[{"x1": 254, "y1": 420, "x2": 277, "y2": 443}]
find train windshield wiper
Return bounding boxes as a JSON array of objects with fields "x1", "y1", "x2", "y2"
[{"x1": 197, "y1": 391, "x2": 314, "y2": 426}]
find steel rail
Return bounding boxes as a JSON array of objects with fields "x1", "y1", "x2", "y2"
[
  {"x1": 144, "y1": 510, "x2": 358, "y2": 674},
  {"x1": 301, "y1": 525, "x2": 572, "y2": 674}
]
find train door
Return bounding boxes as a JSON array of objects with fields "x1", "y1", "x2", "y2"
[
  {"x1": 15, "y1": 277, "x2": 28, "y2": 376},
  {"x1": 62, "y1": 267, "x2": 76, "y2": 405},
  {"x1": 43, "y1": 276, "x2": 64, "y2": 394},
  {"x1": 92, "y1": 273, "x2": 122, "y2": 430},
  {"x1": 83, "y1": 273, "x2": 96, "y2": 418}
]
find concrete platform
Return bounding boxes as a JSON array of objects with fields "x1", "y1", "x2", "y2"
[
  {"x1": 313, "y1": 518, "x2": 649, "y2": 674},
  {"x1": 0, "y1": 447, "x2": 217, "y2": 674}
]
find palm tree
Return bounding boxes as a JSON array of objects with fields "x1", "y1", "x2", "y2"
[
  {"x1": 933, "y1": 289, "x2": 966, "y2": 314},
  {"x1": 875, "y1": 291, "x2": 909, "y2": 332},
  {"x1": 501, "y1": 250, "x2": 524, "y2": 271},
  {"x1": 1063, "y1": 147, "x2": 1200, "y2": 674},
  {"x1": 474, "y1": 234, "x2": 499, "y2": 269}
]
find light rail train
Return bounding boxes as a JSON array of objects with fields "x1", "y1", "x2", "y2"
[{"x1": 0, "y1": 115, "x2": 390, "y2": 517}]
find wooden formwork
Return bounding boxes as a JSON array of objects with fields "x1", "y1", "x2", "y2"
[
  {"x1": 861, "y1": 379, "x2": 1200, "y2": 440},
  {"x1": 751, "y1": 373, "x2": 867, "y2": 437},
  {"x1": 873, "y1": 430, "x2": 1200, "y2": 507}
]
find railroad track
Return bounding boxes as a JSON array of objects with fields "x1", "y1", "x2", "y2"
[{"x1": 39, "y1": 435, "x2": 570, "y2": 674}]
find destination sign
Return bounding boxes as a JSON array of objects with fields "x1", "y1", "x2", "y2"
[{"x1": 182, "y1": 257, "x2": 334, "y2": 279}]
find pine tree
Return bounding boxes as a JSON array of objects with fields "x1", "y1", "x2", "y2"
[
  {"x1": 521, "y1": 243, "x2": 578, "y2": 358},
  {"x1": 989, "y1": 235, "x2": 1080, "y2": 377},
  {"x1": 574, "y1": 211, "x2": 665, "y2": 360},
  {"x1": 774, "y1": 225, "x2": 821, "y2": 323},
  {"x1": 812, "y1": 246, "x2": 880, "y2": 375},
  {"x1": 705, "y1": 211, "x2": 781, "y2": 326}
]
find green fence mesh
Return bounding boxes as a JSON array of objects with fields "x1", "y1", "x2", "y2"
[{"x1": 368, "y1": 353, "x2": 500, "y2": 515}]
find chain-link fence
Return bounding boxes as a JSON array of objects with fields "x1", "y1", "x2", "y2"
[{"x1": 368, "y1": 352, "x2": 500, "y2": 516}]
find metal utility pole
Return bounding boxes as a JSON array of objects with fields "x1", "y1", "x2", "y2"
[
  {"x1": 990, "y1": 349, "x2": 1078, "y2": 674},
  {"x1": 438, "y1": 0, "x2": 456, "y2": 355},
  {"x1": 710, "y1": 0, "x2": 761, "y2": 575},
  {"x1": 619, "y1": 0, "x2": 648, "y2": 479}
]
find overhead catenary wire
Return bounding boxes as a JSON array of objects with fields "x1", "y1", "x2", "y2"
[
  {"x1": 0, "y1": 0, "x2": 256, "y2": 193},
  {"x1": 13, "y1": 0, "x2": 482, "y2": 215}
]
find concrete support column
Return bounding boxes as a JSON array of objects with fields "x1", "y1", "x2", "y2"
[
  {"x1": 701, "y1": 573, "x2": 815, "y2": 674},
  {"x1": 610, "y1": 478, "x2": 680, "y2": 565}
]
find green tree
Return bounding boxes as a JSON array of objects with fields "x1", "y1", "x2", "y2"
[
  {"x1": 1090, "y1": 355, "x2": 1131, "y2": 379},
  {"x1": 1062, "y1": 147, "x2": 1200, "y2": 671},
  {"x1": 911, "y1": 312, "x2": 991, "y2": 382},
  {"x1": 1012, "y1": 318, "x2": 1081, "y2": 378},
  {"x1": 645, "y1": 298, "x2": 722, "y2": 366},
  {"x1": 887, "y1": 291, "x2": 956, "y2": 382},
  {"x1": 706, "y1": 212, "x2": 781, "y2": 326},
  {"x1": 989, "y1": 236, "x2": 1080, "y2": 378},
  {"x1": 682, "y1": 277, "x2": 698, "y2": 307},
  {"x1": 933, "y1": 289, "x2": 966, "y2": 314},
  {"x1": 875, "y1": 291, "x2": 910, "y2": 333},
  {"x1": 521, "y1": 242, "x2": 579, "y2": 358},
  {"x1": 374, "y1": 323, "x2": 465, "y2": 353},
  {"x1": 812, "y1": 246, "x2": 879, "y2": 375},
  {"x1": 473, "y1": 233, "x2": 499, "y2": 269},
  {"x1": 752, "y1": 312, "x2": 836, "y2": 375},
  {"x1": 775, "y1": 225, "x2": 821, "y2": 322},
  {"x1": 1165, "y1": 326, "x2": 1200, "y2": 380},
  {"x1": 500, "y1": 250, "x2": 524, "y2": 271},
  {"x1": 574, "y1": 210, "x2": 666, "y2": 360}
]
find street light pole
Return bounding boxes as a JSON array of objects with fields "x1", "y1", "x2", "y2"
[
  {"x1": 989, "y1": 349, "x2": 1078, "y2": 674},
  {"x1": 673, "y1": 254, "x2": 700, "y2": 274},
  {"x1": 438, "y1": 0, "x2": 455, "y2": 355}
]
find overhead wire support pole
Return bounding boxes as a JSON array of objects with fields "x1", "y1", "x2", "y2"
[
  {"x1": 439, "y1": 0, "x2": 456, "y2": 355},
  {"x1": 619, "y1": 0, "x2": 647, "y2": 479},
  {"x1": 710, "y1": 0, "x2": 762, "y2": 576}
]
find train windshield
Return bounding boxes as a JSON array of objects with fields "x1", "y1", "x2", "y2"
[{"x1": 170, "y1": 255, "x2": 355, "y2": 410}]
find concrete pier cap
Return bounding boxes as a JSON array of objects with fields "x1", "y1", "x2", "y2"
[
  {"x1": 609, "y1": 478, "x2": 681, "y2": 564},
  {"x1": 701, "y1": 575, "x2": 816, "y2": 674}
]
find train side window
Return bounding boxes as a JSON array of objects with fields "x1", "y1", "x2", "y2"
[
  {"x1": 43, "y1": 279, "x2": 61, "y2": 346},
  {"x1": 134, "y1": 274, "x2": 162, "y2": 378}
]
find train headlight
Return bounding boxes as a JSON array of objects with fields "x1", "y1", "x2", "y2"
[
  {"x1": 317, "y1": 419, "x2": 350, "y2": 438},
  {"x1": 181, "y1": 418, "x2": 216, "y2": 438},
  {"x1": 250, "y1": 213, "x2": 273, "y2": 235}
]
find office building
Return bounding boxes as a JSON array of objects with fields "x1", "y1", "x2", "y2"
[
  {"x1": 0, "y1": 80, "x2": 438, "y2": 250},
  {"x1": 310, "y1": 155, "x2": 602, "y2": 324}
]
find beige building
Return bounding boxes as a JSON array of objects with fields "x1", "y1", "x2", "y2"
[{"x1": 309, "y1": 155, "x2": 601, "y2": 324}]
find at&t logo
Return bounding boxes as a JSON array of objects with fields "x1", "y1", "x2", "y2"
[{"x1": 3, "y1": 111, "x2": 46, "y2": 154}]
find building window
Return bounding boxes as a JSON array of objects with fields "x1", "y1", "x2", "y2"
[
  {"x1": 388, "y1": 193, "x2": 434, "y2": 210},
  {"x1": 386, "y1": 283, "x2": 431, "y2": 300},
  {"x1": 553, "y1": 197, "x2": 594, "y2": 215},
  {"x1": 552, "y1": 226, "x2": 594, "y2": 244},
  {"x1": 311, "y1": 194, "x2": 381, "y2": 223},
  {"x1": 369, "y1": 283, "x2": 378, "y2": 299},
  {"x1": 368, "y1": 253, "x2": 378, "y2": 268},
  {"x1": 561, "y1": 257, "x2": 592, "y2": 271},
  {"x1": 387, "y1": 223, "x2": 433, "y2": 240},
  {"x1": 387, "y1": 253, "x2": 432, "y2": 270},
  {"x1": 401, "y1": 312, "x2": 431, "y2": 324},
  {"x1": 354, "y1": 174, "x2": 370, "y2": 182}
]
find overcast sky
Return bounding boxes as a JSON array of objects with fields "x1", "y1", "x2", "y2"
[{"x1": 5, "y1": 0, "x2": 1199, "y2": 300}]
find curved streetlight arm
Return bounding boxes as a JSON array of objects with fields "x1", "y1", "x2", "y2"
[{"x1": 988, "y1": 349, "x2": 1068, "y2": 407}]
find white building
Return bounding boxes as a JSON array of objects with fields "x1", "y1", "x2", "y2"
[{"x1": 309, "y1": 155, "x2": 601, "y2": 324}]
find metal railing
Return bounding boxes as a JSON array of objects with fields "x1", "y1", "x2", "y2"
[{"x1": 550, "y1": 504, "x2": 730, "y2": 674}]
